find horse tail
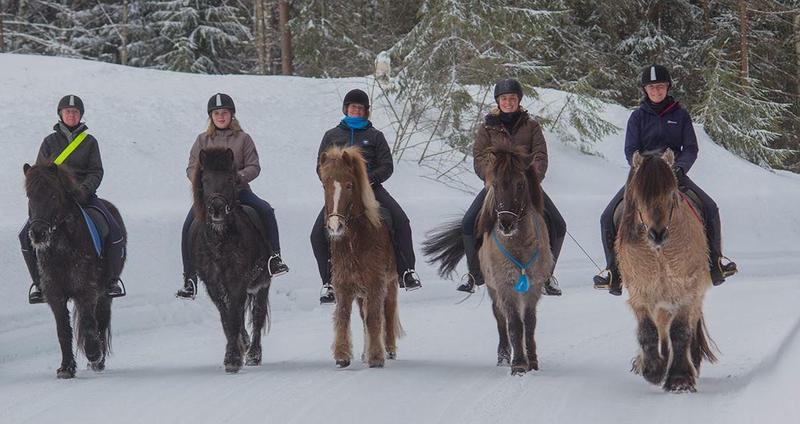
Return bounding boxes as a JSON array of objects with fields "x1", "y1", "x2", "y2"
[
  {"x1": 422, "y1": 218, "x2": 465, "y2": 279},
  {"x1": 696, "y1": 315, "x2": 718, "y2": 363},
  {"x1": 73, "y1": 305, "x2": 85, "y2": 356}
]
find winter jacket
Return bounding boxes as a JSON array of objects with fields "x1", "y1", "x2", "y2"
[
  {"x1": 316, "y1": 121, "x2": 394, "y2": 185},
  {"x1": 624, "y1": 98, "x2": 698, "y2": 172},
  {"x1": 36, "y1": 122, "x2": 104, "y2": 196},
  {"x1": 473, "y1": 108, "x2": 548, "y2": 182},
  {"x1": 186, "y1": 128, "x2": 261, "y2": 190}
]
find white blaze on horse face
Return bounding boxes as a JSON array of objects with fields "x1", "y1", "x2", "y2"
[{"x1": 327, "y1": 180, "x2": 344, "y2": 238}]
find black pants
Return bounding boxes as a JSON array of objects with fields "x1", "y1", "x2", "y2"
[
  {"x1": 599, "y1": 174, "x2": 722, "y2": 271},
  {"x1": 310, "y1": 184, "x2": 415, "y2": 285},
  {"x1": 463, "y1": 187, "x2": 566, "y2": 266},
  {"x1": 181, "y1": 189, "x2": 280, "y2": 276},
  {"x1": 20, "y1": 195, "x2": 125, "y2": 284}
]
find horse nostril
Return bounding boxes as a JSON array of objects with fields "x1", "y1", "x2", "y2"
[{"x1": 648, "y1": 229, "x2": 667, "y2": 245}]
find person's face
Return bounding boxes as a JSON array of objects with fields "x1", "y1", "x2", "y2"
[
  {"x1": 644, "y1": 82, "x2": 670, "y2": 104},
  {"x1": 346, "y1": 103, "x2": 366, "y2": 118},
  {"x1": 60, "y1": 107, "x2": 81, "y2": 127},
  {"x1": 211, "y1": 109, "x2": 232, "y2": 129},
  {"x1": 497, "y1": 94, "x2": 520, "y2": 113}
]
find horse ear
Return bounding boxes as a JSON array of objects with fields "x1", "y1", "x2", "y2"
[
  {"x1": 199, "y1": 149, "x2": 207, "y2": 167},
  {"x1": 661, "y1": 148, "x2": 675, "y2": 166},
  {"x1": 342, "y1": 150, "x2": 352, "y2": 165},
  {"x1": 23, "y1": 163, "x2": 31, "y2": 174},
  {"x1": 632, "y1": 151, "x2": 643, "y2": 168},
  {"x1": 319, "y1": 152, "x2": 328, "y2": 167}
]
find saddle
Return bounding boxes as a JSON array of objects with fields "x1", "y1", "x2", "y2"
[{"x1": 612, "y1": 187, "x2": 704, "y2": 229}]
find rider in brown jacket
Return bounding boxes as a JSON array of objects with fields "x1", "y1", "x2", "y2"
[{"x1": 457, "y1": 79, "x2": 565, "y2": 296}]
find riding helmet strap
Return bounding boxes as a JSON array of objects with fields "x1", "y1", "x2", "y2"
[{"x1": 53, "y1": 130, "x2": 89, "y2": 165}]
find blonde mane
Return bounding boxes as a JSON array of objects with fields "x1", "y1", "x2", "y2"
[{"x1": 319, "y1": 146, "x2": 381, "y2": 228}]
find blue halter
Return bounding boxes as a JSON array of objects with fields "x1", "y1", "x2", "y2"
[{"x1": 491, "y1": 218, "x2": 541, "y2": 293}]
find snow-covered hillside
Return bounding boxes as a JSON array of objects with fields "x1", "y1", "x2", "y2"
[{"x1": 1, "y1": 54, "x2": 799, "y2": 424}]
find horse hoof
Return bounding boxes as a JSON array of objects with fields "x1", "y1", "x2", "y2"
[
  {"x1": 336, "y1": 360, "x2": 350, "y2": 368},
  {"x1": 497, "y1": 357, "x2": 510, "y2": 367},
  {"x1": 528, "y1": 360, "x2": 539, "y2": 371},
  {"x1": 89, "y1": 360, "x2": 105, "y2": 372},
  {"x1": 245, "y1": 356, "x2": 261, "y2": 366},
  {"x1": 369, "y1": 360, "x2": 385, "y2": 368},
  {"x1": 57, "y1": 366, "x2": 76, "y2": 379},
  {"x1": 225, "y1": 363, "x2": 242, "y2": 374},
  {"x1": 510, "y1": 367, "x2": 527, "y2": 376},
  {"x1": 664, "y1": 376, "x2": 696, "y2": 393},
  {"x1": 386, "y1": 351, "x2": 397, "y2": 360}
]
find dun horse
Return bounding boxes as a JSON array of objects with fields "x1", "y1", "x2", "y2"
[
  {"x1": 23, "y1": 163, "x2": 125, "y2": 378},
  {"x1": 617, "y1": 149, "x2": 717, "y2": 393},
  {"x1": 424, "y1": 143, "x2": 553, "y2": 375},
  {"x1": 318, "y1": 146, "x2": 402, "y2": 368},
  {"x1": 191, "y1": 148, "x2": 271, "y2": 373}
]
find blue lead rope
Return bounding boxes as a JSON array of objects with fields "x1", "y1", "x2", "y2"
[{"x1": 491, "y1": 218, "x2": 541, "y2": 293}]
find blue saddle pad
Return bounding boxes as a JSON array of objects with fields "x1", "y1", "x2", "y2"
[{"x1": 77, "y1": 204, "x2": 103, "y2": 257}]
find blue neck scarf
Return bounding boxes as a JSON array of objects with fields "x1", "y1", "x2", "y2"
[{"x1": 341, "y1": 116, "x2": 369, "y2": 146}]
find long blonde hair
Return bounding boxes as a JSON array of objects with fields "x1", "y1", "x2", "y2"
[{"x1": 206, "y1": 116, "x2": 242, "y2": 137}]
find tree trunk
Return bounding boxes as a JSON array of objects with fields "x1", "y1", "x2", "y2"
[
  {"x1": 0, "y1": 2, "x2": 5, "y2": 53},
  {"x1": 795, "y1": 13, "x2": 800, "y2": 111},
  {"x1": 278, "y1": 0, "x2": 293, "y2": 75},
  {"x1": 700, "y1": 0, "x2": 710, "y2": 35},
  {"x1": 739, "y1": 0, "x2": 749, "y2": 79},
  {"x1": 119, "y1": 0, "x2": 128, "y2": 66},
  {"x1": 254, "y1": 0, "x2": 268, "y2": 74}
]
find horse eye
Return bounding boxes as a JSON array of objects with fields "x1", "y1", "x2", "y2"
[{"x1": 346, "y1": 182, "x2": 354, "y2": 190}]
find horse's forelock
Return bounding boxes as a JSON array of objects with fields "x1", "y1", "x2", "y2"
[
  {"x1": 631, "y1": 154, "x2": 676, "y2": 206},
  {"x1": 320, "y1": 146, "x2": 380, "y2": 228},
  {"x1": 25, "y1": 163, "x2": 78, "y2": 199}
]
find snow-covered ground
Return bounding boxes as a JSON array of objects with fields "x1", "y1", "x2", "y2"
[{"x1": 1, "y1": 54, "x2": 799, "y2": 423}]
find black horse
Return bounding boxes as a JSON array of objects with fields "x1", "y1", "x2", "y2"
[
  {"x1": 190, "y1": 147, "x2": 271, "y2": 373},
  {"x1": 23, "y1": 163, "x2": 126, "y2": 379}
]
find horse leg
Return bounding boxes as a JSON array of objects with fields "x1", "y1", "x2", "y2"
[
  {"x1": 333, "y1": 292, "x2": 354, "y2": 368},
  {"x1": 384, "y1": 278, "x2": 399, "y2": 360},
  {"x1": 489, "y1": 289, "x2": 510, "y2": 367},
  {"x1": 48, "y1": 298, "x2": 76, "y2": 379},
  {"x1": 364, "y1": 295, "x2": 386, "y2": 368},
  {"x1": 507, "y1": 302, "x2": 528, "y2": 376},
  {"x1": 222, "y1": 291, "x2": 247, "y2": 373},
  {"x1": 91, "y1": 296, "x2": 112, "y2": 372},
  {"x1": 523, "y1": 305, "x2": 538, "y2": 371},
  {"x1": 246, "y1": 288, "x2": 269, "y2": 366},
  {"x1": 357, "y1": 297, "x2": 366, "y2": 363},
  {"x1": 663, "y1": 318, "x2": 697, "y2": 393},
  {"x1": 632, "y1": 308, "x2": 668, "y2": 385}
]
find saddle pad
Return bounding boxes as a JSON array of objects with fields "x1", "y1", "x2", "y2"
[{"x1": 78, "y1": 204, "x2": 104, "y2": 257}]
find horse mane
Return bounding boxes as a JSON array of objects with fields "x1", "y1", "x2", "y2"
[
  {"x1": 25, "y1": 162, "x2": 81, "y2": 201},
  {"x1": 191, "y1": 147, "x2": 235, "y2": 221},
  {"x1": 477, "y1": 142, "x2": 543, "y2": 235},
  {"x1": 319, "y1": 146, "x2": 381, "y2": 228}
]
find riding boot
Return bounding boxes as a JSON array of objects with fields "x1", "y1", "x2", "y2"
[
  {"x1": 457, "y1": 234, "x2": 485, "y2": 293},
  {"x1": 543, "y1": 275, "x2": 562, "y2": 296},
  {"x1": 593, "y1": 264, "x2": 622, "y2": 296},
  {"x1": 400, "y1": 269, "x2": 422, "y2": 290},
  {"x1": 268, "y1": 252, "x2": 290, "y2": 277},
  {"x1": 105, "y1": 238, "x2": 126, "y2": 298},
  {"x1": 22, "y1": 248, "x2": 44, "y2": 304}
]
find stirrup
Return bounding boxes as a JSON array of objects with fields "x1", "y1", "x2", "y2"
[
  {"x1": 176, "y1": 278, "x2": 197, "y2": 300},
  {"x1": 593, "y1": 269, "x2": 612, "y2": 290},
  {"x1": 401, "y1": 269, "x2": 422, "y2": 291},
  {"x1": 28, "y1": 284, "x2": 45, "y2": 304},
  {"x1": 319, "y1": 284, "x2": 335, "y2": 305},
  {"x1": 267, "y1": 254, "x2": 289, "y2": 277},
  {"x1": 457, "y1": 274, "x2": 476, "y2": 294},
  {"x1": 719, "y1": 255, "x2": 738, "y2": 278},
  {"x1": 543, "y1": 275, "x2": 562, "y2": 296},
  {"x1": 107, "y1": 279, "x2": 127, "y2": 298}
]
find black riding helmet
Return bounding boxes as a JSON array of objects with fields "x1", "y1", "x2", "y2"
[
  {"x1": 57, "y1": 94, "x2": 84, "y2": 117},
  {"x1": 640, "y1": 64, "x2": 672, "y2": 87},
  {"x1": 207, "y1": 93, "x2": 236, "y2": 115},
  {"x1": 494, "y1": 79, "x2": 523, "y2": 101},
  {"x1": 342, "y1": 89, "x2": 370, "y2": 117}
]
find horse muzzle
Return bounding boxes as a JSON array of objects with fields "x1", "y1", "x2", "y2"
[
  {"x1": 497, "y1": 216, "x2": 519, "y2": 237},
  {"x1": 29, "y1": 221, "x2": 54, "y2": 247},
  {"x1": 326, "y1": 216, "x2": 345, "y2": 239},
  {"x1": 647, "y1": 228, "x2": 668, "y2": 247}
]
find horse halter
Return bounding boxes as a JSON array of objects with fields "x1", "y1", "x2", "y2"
[
  {"x1": 636, "y1": 194, "x2": 677, "y2": 232},
  {"x1": 326, "y1": 202, "x2": 354, "y2": 225},
  {"x1": 206, "y1": 193, "x2": 232, "y2": 216}
]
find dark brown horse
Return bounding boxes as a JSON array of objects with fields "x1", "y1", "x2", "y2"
[
  {"x1": 617, "y1": 149, "x2": 717, "y2": 393},
  {"x1": 318, "y1": 146, "x2": 402, "y2": 368},
  {"x1": 424, "y1": 143, "x2": 553, "y2": 375},
  {"x1": 190, "y1": 148, "x2": 271, "y2": 373},
  {"x1": 23, "y1": 163, "x2": 125, "y2": 378}
]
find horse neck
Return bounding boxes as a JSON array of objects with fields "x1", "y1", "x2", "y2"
[{"x1": 330, "y1": 216, "x2": 379, "y2": 255}]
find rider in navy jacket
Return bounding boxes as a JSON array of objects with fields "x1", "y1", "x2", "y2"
[{"x1": 593, "y1": 65, "x2": 737, "y2": 295}]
